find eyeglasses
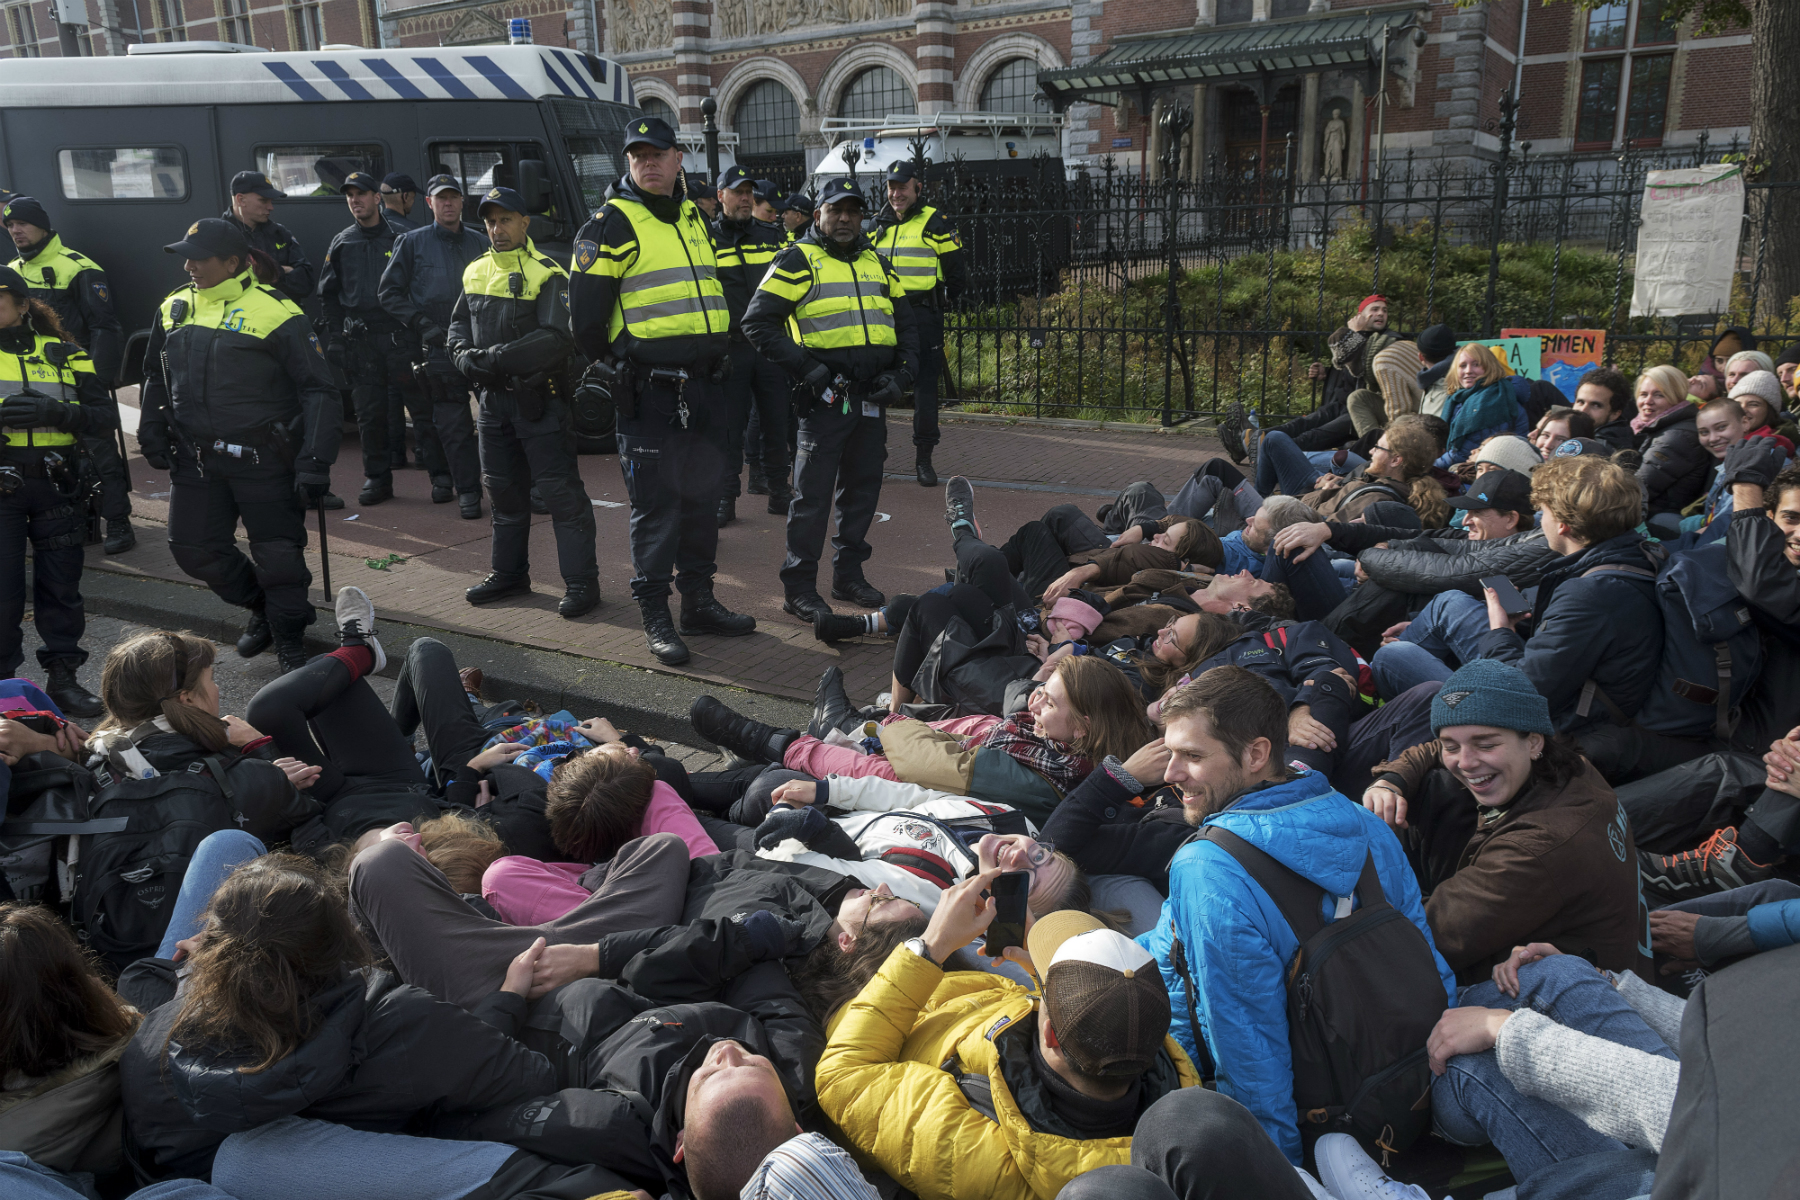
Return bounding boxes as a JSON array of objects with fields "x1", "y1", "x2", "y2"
[
  {"x1": 1020, "y1": 840, "x2": 1057, "y2": 869},
  {"x1": 859, "y1": 890, "x2": 923, "y2": 936}
]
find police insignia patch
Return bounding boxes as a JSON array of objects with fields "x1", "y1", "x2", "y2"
[
  {"x1": 93, "y1": 283, "x2": 109, "y2": 303},
  {"x1": 187, "y1": 222, "x2": 201, "y2": 236},
  {"x1": 308, "y1": 333, "x2": 324, "y2": 356},
  {"x1": 638, "y1": 123, "x2": 648, "y2": 133},
  {"x1": 488, "y1": 188, "x2": 502, "y2": 199},
  {"x1": 573, "y1": 239, "x2": 600, "y2": 272}
]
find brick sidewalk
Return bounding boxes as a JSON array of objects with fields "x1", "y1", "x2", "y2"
[{"x1": 94, "y1": 414, "x2": 1221, "y2": 705}]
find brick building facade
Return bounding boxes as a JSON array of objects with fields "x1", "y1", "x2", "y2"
[{"x1": 8, "y1": 0, "x2": 1752, "y2": 179}]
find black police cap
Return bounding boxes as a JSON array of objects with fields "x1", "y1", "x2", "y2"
[
  {"x1": 476, "y1": 187, "x2": 529, "y2": 216},
  {"x1": 342, "y1": 172, "x2": 381, "y2": 194},
  {"x1": 0, "y1": 266, "x2": 29, "y2": 301},
  {"x1": 230, "y1": 170, "x2": 285, "y2": 199},
  {"x1": 165, "y1": 217, "x2": 251, "y2": 261},
  {"x1": 685, "y1": 173, "x2": 716, "y2": 199},
  {"x1": 425, "y1": 173, "x2": 463, "y2": 197},
  {"x1": 885, "y1": 160, "x2": 921, "y2": 184},
  {"x1": 717, "y1": 164, "x2": 754, "y2": 191},
  {"x1": 816, "y1": 177, "x2": 866, "y2": 208},
  {"x1": 624, "y1": 116, "x2": 677, "y2": 151},
  {"x1": 382, "y1": 173, "x2": 418, "y2": 194}
]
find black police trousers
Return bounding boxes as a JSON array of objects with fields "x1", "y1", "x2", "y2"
[
  {"x1": 910, "y1": 306, "x2": 944, "y2": 450},
  {"x1": 616, "y1": 376, "x2": 726, "y2": 604},
  {"x1": 476, "y1": 385, "x2": 596, "y2": 587},
  {"x1": 167, "y1": 451, "x2": 313, "y2": 637},
  {"x1": 720, "y1": 341, "x2": 790, "y2": 500},
  {"x1": 345, "y1": 330, "x2": 449, "y2": 486},
  {"x1": 780, "y1": 401, "x2": 886, "y2": 600},
  {"x1": 81, "y1": 399, "x2": 131, "y2": 523},
  {"x1": 0, "y1": 474, "x2": 87, "y2": 675},
  {"x1": 418, "y1": 348, "x2": 481, "y2": 496}
]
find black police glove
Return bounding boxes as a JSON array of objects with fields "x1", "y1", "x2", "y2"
[
  {"x1": 732, "y1": 909, "x2": 809, "y2": 963},
  {"x1": 800, "y1": 361, "x2": 834, "y2": 396},
  {"x1": 294, "y1": 473, "x2": 331, "y2": 503},
  {"x1": 412, "y1": 314, "x2": 449, "y2": 348},
  {"x1": 0, "y1": 393, "x2": 70, "y2": 429},
  {"x1": 140, "y1": 446, "x2": 172, "y2": 471},
  {"x1": 453, "y1": 347, "x2": 499, "y2": 384},
  {"x1": 1719, "y1": 435, "x2": 1789, "y2": 489},
  {"x1": 754, "y1": 803, "x2": 831, "y2": 851},
  {"x1": 867, "y1": 372, "x2": 904, "y2": 407}
]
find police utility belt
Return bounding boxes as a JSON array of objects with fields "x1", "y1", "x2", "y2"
[
  {"x1": 170, "y1": 419, "x2": 301, "y2": 471},
  {"x1": 578, "y1": 355, "x2": 729, "y2": 430},
  {"x1": 0, "y1": 444, "x2": 79, "y2": 496}
]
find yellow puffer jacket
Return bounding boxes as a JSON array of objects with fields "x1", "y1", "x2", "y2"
[{"x1": 818, "y1": 945, "x2": 1199, "y2": 1200}]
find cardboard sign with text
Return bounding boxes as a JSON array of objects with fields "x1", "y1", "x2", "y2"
[
  {"x1": 1458, "y1": 337, "x2": 1542, "y2": 380},
  {"x1": 1503, "y1": 329, "x2": 1608, "y2": 400}
]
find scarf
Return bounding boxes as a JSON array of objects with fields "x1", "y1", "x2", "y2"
[
  {"x1": 970, "y1": 711, "x2": 1093, "y2": 796},
  {"x1": 481, "y1": 713, "x2": 598, "y2": 783},
  {"x1": 1632, "y1": 400, "x2": 1693, "y2": 437},
  {"x1": 1445, "y1": 380, "x2": 1521, "y2": 452}
]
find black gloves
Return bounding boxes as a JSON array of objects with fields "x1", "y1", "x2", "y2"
[
  {"x1": 141, "y1": 448, "x2": 172, "y2": 471},
  {"x1": 412, "y1": 313, "x2": 449, "y2": 347},
  {"x1": 733, "y1": 909, "x2": 809, "y2": 963},
  {"x1": 800, "y1": 361, "x2": 834, "y2": 396},
  {"x1": 754, "y1": 803, "x2": 830, "y2": 851},
  {"x1": 1719, "y1": 435, "x2": 1790, "y2": 490},
  {"x1": 295, "y1": 473, "x2": 330, "y2": 502},
  {"x1": 867, "y1": 372, "x2": 904, "y2": 407},
  {"x1": 453, "y1": 347, "x2": 498, "y2": 384},
  {"x1": 0, "y1": 393, "x2": 71, "y2": 430}
]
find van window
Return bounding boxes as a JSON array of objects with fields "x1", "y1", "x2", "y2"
[
  {"x1": 255, "y1": 145, "x2": 387, "y2": 197},
  {"x1": 58, "y1": 148, "x2": 187, "y2": 200},
  {"x1": 428, "y1": 142, "x2": 546, "y2": 225}
]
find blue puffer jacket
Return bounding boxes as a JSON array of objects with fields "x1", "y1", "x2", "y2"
[{"x1": 1139, "y1": 771, "x2": 1455, "y2": 1164}]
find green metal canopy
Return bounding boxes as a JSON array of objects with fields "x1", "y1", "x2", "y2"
[{"x1": 1038, "y1": 4, "x2": 1423, "y2": 106}]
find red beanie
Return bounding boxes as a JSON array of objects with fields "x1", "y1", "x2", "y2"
[{"x1": 1358, "y1": 294, "x2": 1388, "y2": 313}]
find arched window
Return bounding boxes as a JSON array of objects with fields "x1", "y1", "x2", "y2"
[
  {"x1": 733, "y1": 79, "x2": 803, "y2": 174},
  {"x1": 638, "y1": 96, "x2": 675, "y2": 126},
  {"x1": 978, "y1": 58, "x2": 1049, "y2": 114},
  {"x1": 837, "y1": 66, "x2": 915, "y2": 122}
]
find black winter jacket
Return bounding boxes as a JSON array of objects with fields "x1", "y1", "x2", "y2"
[
  {"x1": 1637, "y1": 405, "x2": 1713, "y2": 515},
  {"x1": 378, "y1": 220, "x2": 492, "y2": 337},
  {"x1": 120, "y1": 967, "x2": 556, "y2": 1181},
  {"x1": 1041, "y1": 759, "x2": 1191, "y2": 893},
  {"x1": 125, "y1": 729, "x2": 318, "y2": 842},
  {"x1": 219, "y1": 212, "x2": 313, "y2": 302},
  {"x1": 1360, "y1": 527, "x2": 1560, "y2": 596},
  {"x1": 1594, "y1": 416, "x2": 1636, "y2": 451},
  {"x1": 319, "y1": 215, "x2": 405, "y2": 329},
  {"x1": 1726, "y1": 504, "x2": 1800, "y2": 753},
  {"x1": 1476, "y1": 532, "x2": 1665, "y2": 734}
]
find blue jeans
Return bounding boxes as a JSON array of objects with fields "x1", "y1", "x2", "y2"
[
  {"x1": 1260, "y1": 545, "x2": 1348, "y2": 621},
  {"x1": 1369, "y1": 589, "x2": 1492, "y2": 698},
  {"x1": 1431, "y1": 956, "x2": 1676, "y2": 1182},
  {"x1": 156, "y1": 829, "x2": 267, "y2": 958},
  {"x1": 1305, "y1": 449, "x2": 1368, "y2": 477},
  {"x1": 1254, "y1": 431, "x2": 1323, "y2": 498},
  {"x1": 0, "y1": 1151, "x2": 238, "y2": 1200}
]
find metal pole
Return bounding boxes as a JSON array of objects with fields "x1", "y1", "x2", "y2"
[
  {"x1": 316, "y1": 496, "x2": 332, "y2": 600},
  {"x1": 1374, "y1": 35, "x2": 1389, "y2": 181},
  {"x1": 1483, "y1": 88, "x2": 1518, "y2": 337},
  {"x1": 701, "y1": 97, "x2": 720, "y2": 184}
]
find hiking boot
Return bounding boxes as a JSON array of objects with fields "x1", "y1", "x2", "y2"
[
  {"x1": 358, "y1": 476, "x2": 394, "y2": 506},
  {"x1": 334, "y1": 585, "x2": 387, "y2": 672},
  {"x1": 1315, "y1": 1133, "x2": 1431, "y2": 1200},
  {"x1": 944, "y1": 476, "x2": 980, "y2": 539},
  {"x1": 767, "y1": 488, "x2": 794, "y2": 516},
  {"x1": 43, "y1": 661, "x2": 102, "y2": 719},
  {"x1": 814, "y1": 610, "x2": 867, "y2": 645},
  {"x1": 915, "y1": 448, "x2": 938, "y2": 487},
  {"x1": 466, "y1": 573, "x2": 531, "y2": 606},
  {"x1": 1217, "y1": 400, "x2": 1248, "y2": 465},
  {"x1": 430, "y1": 476, "x2": 455, "y2": 504},
  {"x1": 459, "y1": 667, "x2": 484, "y2": 698},
  {"x1": 558, "y1": 580, "x2": 602, "y2": 619},
  {"x1": 321, "y1": 490, "x2": 345, "y2": 510},
  {"x1": 680, "y1": 586, "x2": 755, "y2": 636},
  {"x1": 274, "y1": 633, "x2": 310, "y2": 674},
  {"x1": 747, "y1": 464, "x2": 770, "y2": 495},
  {"x1": 782, "y1": 592, "x2": 833, "y2": 624},
  {"x1": 459, "y1": 492, "x2": 483, "y2": 520},
  {"x1": 688, "y1": 695, "x2": 796, "y2": 764},
  {"x1": 639, "y1": 599, "x2": 690, "y2": 665},
  {"x1": 1639, "y1": 826, "x2": 1777, "y2": 903},
  {"x1": 808, "y1": 666, "x2": 855, "y2": 738},
  {"x1": 831, "y1": 577, "x2": 885, "y2": 608},
  {"x1": 236, "y1": 609, "x2": 273, "y2": 659},
  {"x1": 103, "y1": 518, "x2": 137, "y2": 555},
  {"x1": 529, "y1": 488, "x2": 549, "y2": 515},
  {"x1": 716, "y1": 497, "x2": 736, "y2": 528}
]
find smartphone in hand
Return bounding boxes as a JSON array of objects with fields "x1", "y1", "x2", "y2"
[
  {"x1": 1479, "y1": 575, "x2": 1531, "y2": 617},
  {"x1": 984, "y1": 870, "x2": 1032, "y2": 958}
]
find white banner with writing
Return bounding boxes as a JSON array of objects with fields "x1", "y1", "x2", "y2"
[{"x1": 1630, "y1": 165, "x2": 1745, "y2": 318}]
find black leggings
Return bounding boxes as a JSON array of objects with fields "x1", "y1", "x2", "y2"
[
  {"x1": 389, "y1": 636, "x2": 495, "y2": 786},
  {"x1": 244, "y1": 653, "x2": 424, "y2": 805},
  {"x1": 1002, "y1": 504, "x2": 1110, "y2": 601},
  {"x1": 1057, "y1": 1088, "x2": 1312, "y2": 1200},
  {"x1": 893, "y1": 583, "x2": 1003, "y2": 691}
]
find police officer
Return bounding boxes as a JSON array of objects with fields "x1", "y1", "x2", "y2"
[
  {"x1": 379, "y1": 174, "x2": 490, "y2": 519},
  {"x1": 711, "y1": 164, "x2": 791, "y2": 525},
  {"x1": 379, "y1": 173, "x2": 420, "y2": 232},
  {"x1": 448, "y1": 187, "x2": 599, "y2": 619},
  {"x1": 869, "y1": 159, "x2": 966, "y2": 487},
  {"x1": 137, "y1": 219, "x2": 341, "y2": 672},
  {"x1": 569, "y1": 115, "x2": 754, "y2": 665},
  {"x1": 743, "y1": 176, "x2": 919, "y2": 627},
  {"x1": 222, "y1": 171, "x2": 315, "y2": 303},
  {"x1": 687, "y1": 173, "x2": 719, "y2": 221},
  {"x1": 319, "y1": 172, "x2": 452, "y2": 508},
  {"x1": 780, "y1": 190, "x2": 813, "y2": 244},
  {"x1": 3, "y1": 194, "x2": 135, "y2": 555},
  {"x1": 0, "y1": 268, "x2": 112, "y2": 716}
]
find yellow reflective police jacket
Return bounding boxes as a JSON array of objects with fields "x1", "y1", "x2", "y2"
[{"x1": 0, "y1": 329, "x2": 95, "y2": 449}]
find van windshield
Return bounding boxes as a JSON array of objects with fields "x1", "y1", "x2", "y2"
[{"x1": 547, "y1": 97, "x2": 639, "y2": 213}]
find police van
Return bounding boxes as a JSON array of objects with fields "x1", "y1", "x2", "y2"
[{"x1": 0, "y1": 41, "x2": 647, "y2": 383}]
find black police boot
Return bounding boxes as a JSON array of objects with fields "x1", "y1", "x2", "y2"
[
  {"x1": 716, "y1": 497, "x2": 736, "y2": 528},
  {"x1": 688, "y1": 696, "x2": 797, "y2": 765},
  {"x1": 358, "y1": 476, "x2": 394, "y2": 506},
  {"x1": 747, "y1": 464, "x2": 769, "y2": 495},
  {"x1": 807, "y1": 666, "x2": 855, "y2": 739},
  {"x1": 813, "y1": 610, "x2": 868, "y2": 645},
  {"x1": 782, "y1": 592, "x2": 833, "y2": 624},
  {"x1": 680, "y1": 585, "x2": 755, "y2": 637},
  {"x1": 274, "y1": 632, "x2": 310, "y2": 674},
  {"x1": 321, "y1": 490, "x2": 345, "y2": 510},
  {"x1": 103, "y1": 518, "x2": 137, "y2": 555},
  {"x1": 431, "y1": 475, "x2": 455, "y2": 504},
  {"x1": 236, "y1": 608, "x2": 273, "y2": 659},
  {"x1": 459, "y1": 492, "x2": 483, "y2": 520},
  {"x1": 559, "y1": 580, "x2": 602, "y2": 619},
  {"x1": 767, "y1": 487, "x2": 793, "y2": 516},
  {"x1": 831, "y1": 577, "x2": 885, "y2": 608},
  {"x1": 915, "y1": 449, "x2": 938, "y2": 488},
  {"x1": 43, "y1": 661, "x2": 102, "y2": 719},
  {"x1": 466, "y1": 573, "x2": 531, "y2": 605},
  {"x1": 639, "y1": 598, "x2": 690, "y2": 665},
  {"x1": 529, "y1": 488, "x2": 550, "y2": 515}
]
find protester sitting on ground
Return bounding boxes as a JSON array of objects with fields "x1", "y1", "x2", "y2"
[
  {"x1": 1415, "y1": 322, "x2": 1459, "y2": 419},
  {"x1": 1359, "y1": 659, "x2": 1647, "y2": 982},
  {"x1": 1437, "y1": 343, "x2": 1530, "y2": 468},
  {"x1": 1139, "y1": 667, "x2": 1455, "y2": 1164},
  {"x1": 1674, "y1": 395, "x2": 1763, "y2": 544},
  {"x1": 0, "y1": 904, "x2": 141, "y2": 1181},
  {"x1": 817, "y1": 880, "x2": 1211, "y2": 1200},
  {"x1": 1300, "y1": 414, "x2": 1448, "y2": 526},
  {"x1": 1634, "y1": 364, "x2": 1712, "y2": 516},
  {"x1": 1727, "y1": 370, "x2": 1797, "y2": 453},
  {"x1": 1571, "y1": 365, "x2": 1638, "y2": 451},
  {"x1": 1530, "y1": 406, "x2": 1596, "y2": 457}
]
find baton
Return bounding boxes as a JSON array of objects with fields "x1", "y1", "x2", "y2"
[{"x1": 316, "y1": 494, "x2": 332, "y2": 599}]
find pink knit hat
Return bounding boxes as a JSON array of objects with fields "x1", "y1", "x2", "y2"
[{"x1": 1046, "y1": 597, "x2": 1104, "y2": 638}]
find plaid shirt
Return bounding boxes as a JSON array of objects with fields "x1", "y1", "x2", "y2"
[{"x1": 969, "y1": 711, "x2": 1092, "y2": 796}]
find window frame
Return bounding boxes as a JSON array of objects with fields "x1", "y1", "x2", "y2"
[
  {"x1": 426, "y1": 139, "x2": 551, "y2": 225},
  {"x1": 978, "y1": 57, "x2": 1050, "y2": 115},
  {"x1": 56, "y1": 145, "x2": 190, "y2": 203},
  {"x1": 1574, "y1": 0, "x2": 1677, "y2": 152},
  {"x1": 251, "y1": 142, "x2": 390, "y2": 199},
  {"x1": 732, "y1": 79, "x2": 802, "y2": 160},
  {"x1": 1623, "y1": 53, "x2": 1673, "y2": 146},
  {"x1": 836, "y1": 65, "x2": 916, "y2": 122}
]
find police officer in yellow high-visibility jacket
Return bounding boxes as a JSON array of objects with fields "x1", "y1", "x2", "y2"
[
  {"x1": 447, "y1": 187, "x2": 598, "y2": 619},
  {"x1": 743, "y1": 177, "x2": 920, "y2": 628},
  {"x1": 569, "y1": 116, "x2": 755, "y2": 666},
  {"x1": 869, "y1": 160, "x2": 966, "y2": 488},
  {"x1": 0, "y1": 267, "x2": 113, "y2": 716}
]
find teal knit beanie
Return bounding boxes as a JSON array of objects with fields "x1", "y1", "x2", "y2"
[{"x1": 1430, "y1": 658, "x2": 1555, "y2": 736}]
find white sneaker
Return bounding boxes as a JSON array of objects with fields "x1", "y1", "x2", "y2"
[
  {"x1": 334, "y1": 586, "x2": 386, "y2": 673},
  {"x1": 1315, "y1": 1133, "x2": 1434, "y2": 1200},
  {"x1": 1296, "y1": 1166, "x2": 1339, "y2": 1200}
]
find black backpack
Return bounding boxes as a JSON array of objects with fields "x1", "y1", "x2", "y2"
[
  {"x1": 75, "y1": 757, "x2": 247, "y2": 976},
  {"x1": 1, "y1": 751, "x2": 125, "y2": 905},
  {"x1": 1187, "y1": 826, "x2": 1447, "y2": 1160}
]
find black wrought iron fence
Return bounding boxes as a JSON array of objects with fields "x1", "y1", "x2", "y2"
[{"x1": 911, "y1": 107, "x2": 1798, "y2": 427}]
